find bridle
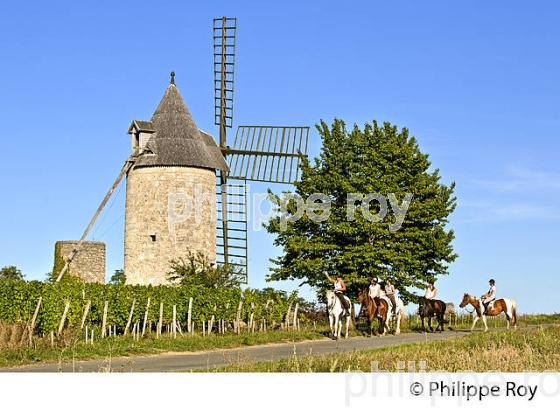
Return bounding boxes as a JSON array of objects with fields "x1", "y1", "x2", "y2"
[{"x1": 461, "y1": 294, "x2": 476, "y2": 314}]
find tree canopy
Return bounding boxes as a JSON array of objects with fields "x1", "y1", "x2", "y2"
[
  {"x1": 167, "y1": 251, "x2": 242, "y2": 289},
  {"x1": 0, "y1": 266, "x2": 25, "y2": 281},
  {"x1": 265, "y1": 119, "x2": 457, "y2": 302},
  {"x1": 110, "y1": 269, "x2": 126, "y2": 285}
]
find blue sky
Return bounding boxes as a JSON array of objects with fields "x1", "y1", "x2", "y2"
[{"x1": 0, "y1": 1, "x2": 558, "y2": 313}]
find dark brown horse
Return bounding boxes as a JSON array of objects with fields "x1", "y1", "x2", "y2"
[
  {"x1": 358, "y1": 288, "x2": 389, "y2": 336},
  {"x1": 418, "y1": 296, "x2": 447, "y2": 332}
]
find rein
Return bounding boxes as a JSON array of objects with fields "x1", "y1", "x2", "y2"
[
  {"x1": 463, "y1": 305, "x2": 475, "y2": 314},
  {"x1": 462, "y1": 295, "x2": 477, "y2": 314}
]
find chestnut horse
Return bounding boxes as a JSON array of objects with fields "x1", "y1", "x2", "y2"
[
  {"x1": 459, "y1": 293, "x2": 517, "y2": 331},
  {"x1": 358, "y1": 287, "x2": 389, "y2": 336}
]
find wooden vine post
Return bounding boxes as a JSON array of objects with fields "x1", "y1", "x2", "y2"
[
  {"x1": 235, "y1": 300, "x2": 243, "y2": 334},
  {"x1": 101, "y1": 301, "x2": 109, "y2": 338},
  {"x1": 208, "y1": 304, "x2": 216, "y2": 335},
  {"x1": 28, "y1": 296, "x2": 42, "y2": 346},
  {"x1": 172, "y1": 305, "x2": 177, "y2": 339},
  {"x1": 292, "y1": 303, "x2": 299, "y2": 331},
  {"x1": 285, "y1": 301, "x2": 293, "y2": 330},
  {"x1": 157, "y1": 302, "x2": 164, "y2": 338},
  {"x1": 141, "y1": 297, "x2": 151, "y2": 336},
  {"x1": 124, "y1": 299, "x2": 136, "y2": 336},
  {"x1": 187, "y1": 297, "x2": 193, "y2": 333},
  {"x1": 57, "y1": 300, "x2": 71, "y2": 336},
  {"x1": 80, "y1": 300, "x2": 91, "y2": 330}
]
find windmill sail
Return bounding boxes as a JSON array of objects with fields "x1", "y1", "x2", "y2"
[
  {"x1": 212, "y1": 17, "x2": 309, "y2": 284},
  {"x1": 213, "y1": 17, "x2": 237, "y2": 132},
  {"x1": 225, "y1": 125, "x2": 310, "y2": 184},
  {"x1": 216, "y1": 180, "x2": 248, "y2": 284}
]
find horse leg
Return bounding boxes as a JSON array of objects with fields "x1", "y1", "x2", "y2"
[
  {"x1": 377, "y1": 317, "x2": 384, "y2": 337},
  {"x1": 482, "y1": 315, "x2": 488, "y2": 332},
  {"x1": 335, "y1": 315, "x2": 340, "y2": 339},
  {"x1": 395, "y1": 310, "x2": 401, "y2": 335},
  {"x1": 428, "y1": 317, "x2": 434, "y2": 332},
  {"x1": 421, "y1": 316, "x2": 425, "y2": 332},
  {"x1": 437, "y1": 314, "x2": 444, "y2": 332},
  {"x1": 470, "y1": 315, "x2": 479, "y2": 331},
  {"x1": 338, "y1": 316, "x2": 343, "y2": 338},
  {"x1": 329, "y1": 313, "x2": 334, "y2": 337},
  {"x1": 345, "y1": 315, "x2": 349, "y2": 339}
]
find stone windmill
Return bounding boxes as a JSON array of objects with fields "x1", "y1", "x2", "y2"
[{"x1": 55, "y1": 17, "x2": 309, "y2": 285}]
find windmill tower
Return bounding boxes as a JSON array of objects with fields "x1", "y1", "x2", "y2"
[
  {"x1": 124, "y1": 74, "x2": 229, "y2": 285},
  {"x1": 54, "y1": 17, "x2": 309, "y2": 286}
]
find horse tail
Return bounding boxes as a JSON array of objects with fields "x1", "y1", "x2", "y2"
[
  {"x1": 510, "y1": 299, "x2": 517, "y2": 326},
  {"x1": 441, "y1": 301, "x2": 449, "y2": 323}
]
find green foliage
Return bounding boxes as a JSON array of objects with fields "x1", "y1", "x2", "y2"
[
  {"x1": 0, "y1": 280, "x2": 297, "y2": 335},
  {"x1": 265, "y1": 119, "x2": 457, "y2": 302},
  {"x1": 0, "y1": 266, "x2": 24, "y2": 281},
  {"x1": 110, "y1": 269, "x2": 126, "y2": 285},
  {"x1": 167, "y1": 251, "x2": 242, "y2": 289},
  {"x1": 49, "y1": 244, "x2": 69, "y2": 283}
]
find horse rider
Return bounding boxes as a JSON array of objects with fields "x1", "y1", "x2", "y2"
[
  {"x1": 424, "y1": 280, "x2": 437, "y2": 300},
  {"x1": 324, "y1": 272, "x2": 351, "y2": 311},
  {"x1": 384, "y1": 277, "x2": 397, "y2": 314},
  {"x1": 481, "y1": 279, "x2": 496, "y2": 313},
  {"x1": 369, "y1": 277, "x2": 384, "y2": 300},
  {"x1": 369, "y1": 277, "x2": 385, "y2": 319}
]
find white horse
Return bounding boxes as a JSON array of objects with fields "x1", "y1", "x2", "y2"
[
  {"x1": 326, "y1": 290, "x2": 351, "y2": 339},
  {"x1": 379, "y1": 295, "x2": 405, "y2": 335}
]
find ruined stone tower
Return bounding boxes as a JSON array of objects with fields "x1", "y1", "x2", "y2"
[
  {"x1": 53, "y1": 240, "x2": 106, "y2": 283},
  {"x1": 124, "y1": 74, "x2": 228, "y2": 285}
]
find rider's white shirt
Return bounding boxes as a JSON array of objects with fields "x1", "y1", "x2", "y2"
[
  {"x1": 334, "y1": 281, "x2": 343, "y2": 291},
  {"x1": 369, "y1": 284, "x2": 383, "y2": 299},
  {"x1": 425, "y1": 287, "x2": 436, "y2": 300},
  {"x1": 487, "y1": 285, "x2": 496, "y2": 299}
]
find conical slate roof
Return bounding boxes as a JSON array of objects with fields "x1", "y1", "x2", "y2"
[{"x1": 134, "y1": 78, "x2": 228, "y2": 171}]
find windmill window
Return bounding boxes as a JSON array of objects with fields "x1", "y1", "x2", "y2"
[{"x1": 149, "y1": 234, "x2": 157, "y2": 242}]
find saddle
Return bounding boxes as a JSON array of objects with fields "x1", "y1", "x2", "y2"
[
  {"x1": 335, "y1": 292, "x2": 351, "y2": 312},
  {"x1": 375, "y1": 295, "x2": 393, "y2": 318},
  {"x1": 482, "y1": 299, "x2": 495, "y2": 313}
]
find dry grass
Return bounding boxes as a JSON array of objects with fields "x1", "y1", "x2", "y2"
[
  {"x1": 212, "y1": 325, "x2": 560, "y2": 372},
  {"x1": 0, "y1": 328, "x2": 326, "y2": 368},
  {"x1": 0, "y1": 321, "x2": 28, "y2": 349}
]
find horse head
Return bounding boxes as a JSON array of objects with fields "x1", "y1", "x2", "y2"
[
  {"x1": 357, "y1": 287, "x2": 370, "y2": 305},
  {"x1": 459, "y1": 293, "x2": 471, "y2": 308}
]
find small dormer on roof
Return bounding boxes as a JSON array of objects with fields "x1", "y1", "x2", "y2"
[{"x1": 128, "y1": 120, "x2": 156, "y2": 154}]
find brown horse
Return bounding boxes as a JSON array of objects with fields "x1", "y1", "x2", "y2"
[
  {"x1": 459, "y1": 293, "x2": 517, "y2": 331},
  {"x1": 418, "y1": 296, "x2": 448, "y2": 332},
  {"x1": 358, "y1": 288, "x2": 389, "y2": 336}
]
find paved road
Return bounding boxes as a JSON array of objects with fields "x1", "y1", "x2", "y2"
[{"x1": 1, "y1": 330, "x2": 471, "y2": 373}]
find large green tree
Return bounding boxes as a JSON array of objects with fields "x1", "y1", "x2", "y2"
[{"x1": 265, "y1": 119, "x2": 457, "y2": 302}]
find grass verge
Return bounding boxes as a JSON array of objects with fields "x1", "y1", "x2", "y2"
[
  {"x1": 211, "y1": 325, "x2": 560, "y2": 372},
  {"x1": 0, "y1": 330, "x2": 325, "y2": 368}
]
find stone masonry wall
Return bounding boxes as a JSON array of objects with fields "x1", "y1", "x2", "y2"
[
  {"x1": 124, "y1": 166, "x2": 216, "y2": 285},
  {"x1": 54, "y1": 241, "x2": 106, "y2": 283}
]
